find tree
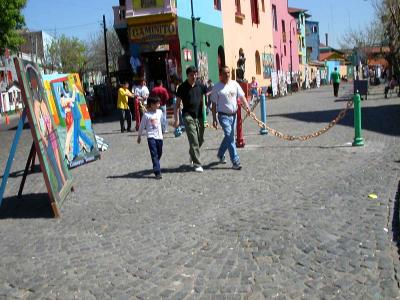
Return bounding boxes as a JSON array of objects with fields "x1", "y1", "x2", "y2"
[
  {"x1": 374, "y1": 0, "x2": 400, "y2": 74},
  {"x1": 58, "y1": 35, "x2": 88, "y2": 77},
  {"x1": 85, "y1": 27, "x2": 124, "y2": 73},
  {"x1": 0, "y1": 0, "x2": 27, "y2": 54},
  {"x1": 44, "y1": 38, "x2": 61, "y2": 73}
]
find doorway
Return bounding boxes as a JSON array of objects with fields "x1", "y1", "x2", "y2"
[{"x1": 142, "y1": 51, "x2": 168, "y2": 89}]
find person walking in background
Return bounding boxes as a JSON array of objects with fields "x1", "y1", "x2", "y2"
[
  {"x1": 134, "y1": 79, "x2": 150, "y2": 118},
  {"x1": 137, "y1": 96, "x2": 163, "y2": 179},
  {"x1": 206, "y1": 79, "x2": 214, "y2": 115},
  {"x1": 210, "y1": 66, "x2": 251, "y2": 170},
  {"x1": 384, "y1": 75, "x2": 398, "y2": 98},
  {"x1": 330, "y1": 67, "x2": 341, "y2": 97},
  {"x1": 117, "y1": 81, "x2": 135, "y2": 133},
  {"x1": 174, "y1": 65, "x2": 208, "y2": 173},
  {"x1": 150, "y1": 80, "x2": 169, "y2": 133},
  {"x1": 250, "y1": 76, "x2": 258, "y2": 106}
]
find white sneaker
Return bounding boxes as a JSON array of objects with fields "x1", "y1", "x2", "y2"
[{"x1": 194, "y1": 165, "x2": 203, "y2": 172}]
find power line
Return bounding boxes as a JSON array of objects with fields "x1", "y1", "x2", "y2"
[{"x1": 39, "y1": 21, "x2": 101, "y2": 32}]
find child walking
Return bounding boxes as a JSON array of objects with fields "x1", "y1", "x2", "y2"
[{"x1": 137, "y1": 96, "x2": 164, "y2": 179}]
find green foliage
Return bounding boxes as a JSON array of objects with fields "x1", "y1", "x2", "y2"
[
  {"x1": 0, "y1": 0, "x2": 27, "y2": 54},
  {"x1": 58, "y1": 35, "x2": 88, "y2": 74}
]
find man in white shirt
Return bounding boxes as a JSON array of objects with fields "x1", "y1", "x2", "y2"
[
  {"x1": 210, "y1": 66, "x2": 250, "y2": 170},
  {"x1": 134, "y1": 79, "x2": 150, "y2": 106}
]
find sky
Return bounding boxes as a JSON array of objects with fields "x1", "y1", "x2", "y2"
[
  {"x1": 22, "y1": 0, "x2": 116, "y2": 40},
  {"x1": 23, "y1": 0, "x2": 376, "y2": 48},
  {"x1": 288, "y1": 0, "x2": 375, "y2": 48}
]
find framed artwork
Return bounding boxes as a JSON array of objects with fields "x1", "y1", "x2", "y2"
[
  {"x1": 43, "y1": 74, "x2": 100, "y2": 168},
  {"x1": 14, "y1": 58, "x2": 73, "y2": 216}
]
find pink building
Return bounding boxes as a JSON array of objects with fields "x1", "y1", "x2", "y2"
[
  {"x1": 270, "y1": 0, "x2": 299, "y2": 73},
  {"x1": 220, "y1": 0, "x2": 274, "y2": 87}
]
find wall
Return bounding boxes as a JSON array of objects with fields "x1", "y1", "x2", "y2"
[
  {"x1": 176, "y1": 0, "x2": 223, "y2": 82},
  {"x1": 221, "y1": 0, "x2": 274, "y2": 87},
  {"x1": 270, "y1": 0, "x2": 299, "y2": 73},
  {"x1": 305, "y1": 21, "x2": 320, "y2": 62}
]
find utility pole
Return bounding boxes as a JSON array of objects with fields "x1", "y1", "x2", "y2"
[
  {"x1": 289, "y1": 18, "x2": 295, "y2": 94},
  {"x1": 103, "y1": 14, "x2": 110, "y2": 79},
  {"x1": 190, "y1": 0, "x2": 198, "y2": 69}
]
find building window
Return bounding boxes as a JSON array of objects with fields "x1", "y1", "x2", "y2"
[
  {"x1": 214, "y1": 0, "x2": 221, "y2": 10},
  {"x1": 284, "y1": 45, "x2": 286, "y2": 56},
  {"x1": 235, "y1": 0, "x2": 241, "y2": 14},
  {"x1": 281, "y1": 20, "x2": 286, "y2": 33},
  {"x1": 272, "y1": 5, "x2": 277, "y2": 31},
  {"x1": 255, "y1": 51, "x2": 261, "y2": 75},
  {"x1": 302, "y1": 37, "x2": 305, "y2": 48},
  {"x1": 141, "y1": 0, "x2": 156, "y2": 8},
  {"x1": 299, "y1": 55, "x2": 302, "y2": 65},
  {"x1": 312, "y1": 25, "x2": 318, "y2": 33},
  {"x1": 250, "y1": 0, "x2": 259, "y2": 24},
  {"x1": 261, "y1": 0, "x2": 265, "y2": 12}
]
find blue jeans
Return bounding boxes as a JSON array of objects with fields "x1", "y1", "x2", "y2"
[
  {"x1": 218, "y1": 114, "x2": 239, "y2": 164},
  {"x1": 147, "y1": 138, "x2": 163, "y2": 175}
]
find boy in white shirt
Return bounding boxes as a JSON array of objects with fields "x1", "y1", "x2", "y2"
[{"x1": 137, "y1": 96, "x2": 163, "y2": 179}]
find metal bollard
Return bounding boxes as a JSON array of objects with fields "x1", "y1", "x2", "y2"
[
  {"x1": 259, "y1": 93, "x2": 268, "y2": 135},
  {"x1": 352, "y1": 92, "x2": 364, "y2": 146},
  {"x1": 236, "y1": 100, "x2": 245, "y2": 148}
]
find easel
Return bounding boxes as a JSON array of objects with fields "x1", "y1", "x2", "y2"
[{"x1": 0, "y1": 108, "x2": 71, "y2": 217}]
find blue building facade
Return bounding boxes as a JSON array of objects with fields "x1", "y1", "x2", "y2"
[{"x1": 305, "y1": 20, "x2": 320, "y2": 62}]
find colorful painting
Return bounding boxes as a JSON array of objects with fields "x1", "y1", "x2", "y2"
[
  {"x1": 262, "y1": 53, "x2": 274, "y2": 79},
  {"x1": 43, "y1": 74, "x2": 100, "y2": 169},
  {"x1": 14, "y1": 58, "x2": 73, "y2": 215}
]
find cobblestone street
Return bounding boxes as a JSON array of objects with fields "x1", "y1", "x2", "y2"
[{"x1": 0, "y1": 83, "x2": 399, "y2": 299}]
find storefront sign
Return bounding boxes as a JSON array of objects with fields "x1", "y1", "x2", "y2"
[{"x1": 130, "y1": 21, "x2": 177, "y2": 41}]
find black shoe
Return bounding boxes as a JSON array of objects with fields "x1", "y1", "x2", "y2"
[
  {"x1": 121, "y1": 128, "x2": 125, "y2": 133},
  {"x1": 127, "y1": 129, "x2": 132, "y2": 132},
  {"x1": 155, "y1": 173, "x2": 162, "y2": 179}
]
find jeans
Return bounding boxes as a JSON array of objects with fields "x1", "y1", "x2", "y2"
[
  {"x1": 183, "y1": 114, "x2": 204, "y2": 166},
  {"x1": 160, "y1": 105, "x2": 167, "y2": 132},
  {"x1": 147, "y1": 138, "x2": 163, "y2": 175},
  {"x1": 333, "y1": 82, "x2": 339, "y2": 97},
  {"x1": 119, "y1": 108, "x2": 131, "y2": 131},
  {"x1": 218, "y1": 114, "x2": 239, "y2": 164}
]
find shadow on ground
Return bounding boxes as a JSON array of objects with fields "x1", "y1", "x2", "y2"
[
  {"x1": 0, "y1": 193, "x2": 54, "y2": 219},
  {"x1": 270, "y1": 104, "x2": 400, "y2": 136},
  {"x1": 107, "y1": 162, "x2": 225, "y2": 179}
]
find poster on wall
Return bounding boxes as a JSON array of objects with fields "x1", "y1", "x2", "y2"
[
  {"x1": 197, "y1": 51, "x2": 209, "y2": 82},
  {"x1": 43, "y1": 74, "x2": 100, "y2": 169},
  {"x1": 262, "y1": 53, "x2": 274, "y2": 79},
  {"x1": 14, "y1": 58, "x2": 73, "y2": 215}
]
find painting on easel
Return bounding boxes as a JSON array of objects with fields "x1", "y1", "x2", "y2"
[
  {"x1": 14, "y1": 58, "x2": 73, "y2": 216},
  {"x1": 43, "y1": 74, "x2": 100, "y2": 168}
]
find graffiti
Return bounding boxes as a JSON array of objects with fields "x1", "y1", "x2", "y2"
[{"x1": 197, "y1": 51, "x2": 209, "y2": 82}]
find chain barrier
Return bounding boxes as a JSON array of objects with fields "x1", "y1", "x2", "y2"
[
  {"x1": 242, "y1": 97, "x2": 354, "y2": 141},
  {"x1": 243, "y1": 96, "x2": 261, "y2": 121}
]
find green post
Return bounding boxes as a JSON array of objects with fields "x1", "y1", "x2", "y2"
[
  {"x1": 202, "y1": 95, "x2": 208, "y2": 127},
  {"x1": 352, "y1": 92, "x2": 364, "y2": 146}
]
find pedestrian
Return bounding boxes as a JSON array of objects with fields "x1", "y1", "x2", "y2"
[
  {"x1": 384, "y1": 75, "x2": 398, "y2": 98},
  {"x1": 134, "y1": 78, "x2": 150, "y2": 118},
  {"x1": 250, "y1": 76, "x2": 258, "y2": 106},
  {"x1": 150, "y1": 80, "x2": 169, "y2": 133},
  {"x1": 206, "y1": 79, "x2": 214, "y2": 115},
  {"x1": 117, "y1": 81, "x2": 135, "y2": 132},
  {"x1": 137, "y1": 96, "x2": 163, "y2": 179},
  {"x1": 174, "y1": 65, "x2": 208, "y2": 172},
  {"x1": 210, "y1": 66, "x2": 251, "y2": 170},
  {"x1": 330, "y1": 67, "x2": 340, "y2": 97}
]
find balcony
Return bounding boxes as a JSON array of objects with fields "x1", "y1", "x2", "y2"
[
  {"x1": 113, "y1": 6, "x2": 127, "y2": 29},
  {"x1": 128, "y1": 0, "x2": 177, "y2": 19}
]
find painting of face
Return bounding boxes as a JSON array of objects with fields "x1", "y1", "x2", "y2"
[{"x1": 14, "y1": 58, "x2": 73, "y2": 216}]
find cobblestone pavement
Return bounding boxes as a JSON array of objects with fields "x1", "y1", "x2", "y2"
[{"x1": 0, "y1": 83, "x2": 399, "y2": 299}]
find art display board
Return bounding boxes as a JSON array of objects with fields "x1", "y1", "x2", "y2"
[
  {"x1": 14, "y1": 58, "x2": 73, "y2": 216},
  {"x1": 43, "y1": 74, "x2": 100, "y2": 168}
]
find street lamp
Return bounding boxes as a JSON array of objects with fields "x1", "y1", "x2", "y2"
[
  {"x1": 190, "y1": 0, "x2": 201, "y2": 69},
  {"x1": 289, "y1": 18, "x2": 296, "y2": 94}
]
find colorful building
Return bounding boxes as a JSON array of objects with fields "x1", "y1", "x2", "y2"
[
  {"x1": 220, "y1": 0, "x2": 273, "y2": 87},
  {"x1": 288, "y1": 7, "x2": 308, "y2": 66},
  {"x1": 113, "y1": 0, "x2": 224, "y2": 92},
  {"x1": 270, "y1": 0, "x2": 299, "y2": 73},
  {"x1": 305, "y1": 20, "x2": 320, "y2": 62}
]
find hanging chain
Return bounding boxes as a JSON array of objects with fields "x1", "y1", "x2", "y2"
[{"x1": 242, "y1": 97, "x2": 354, "y2": 141}]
